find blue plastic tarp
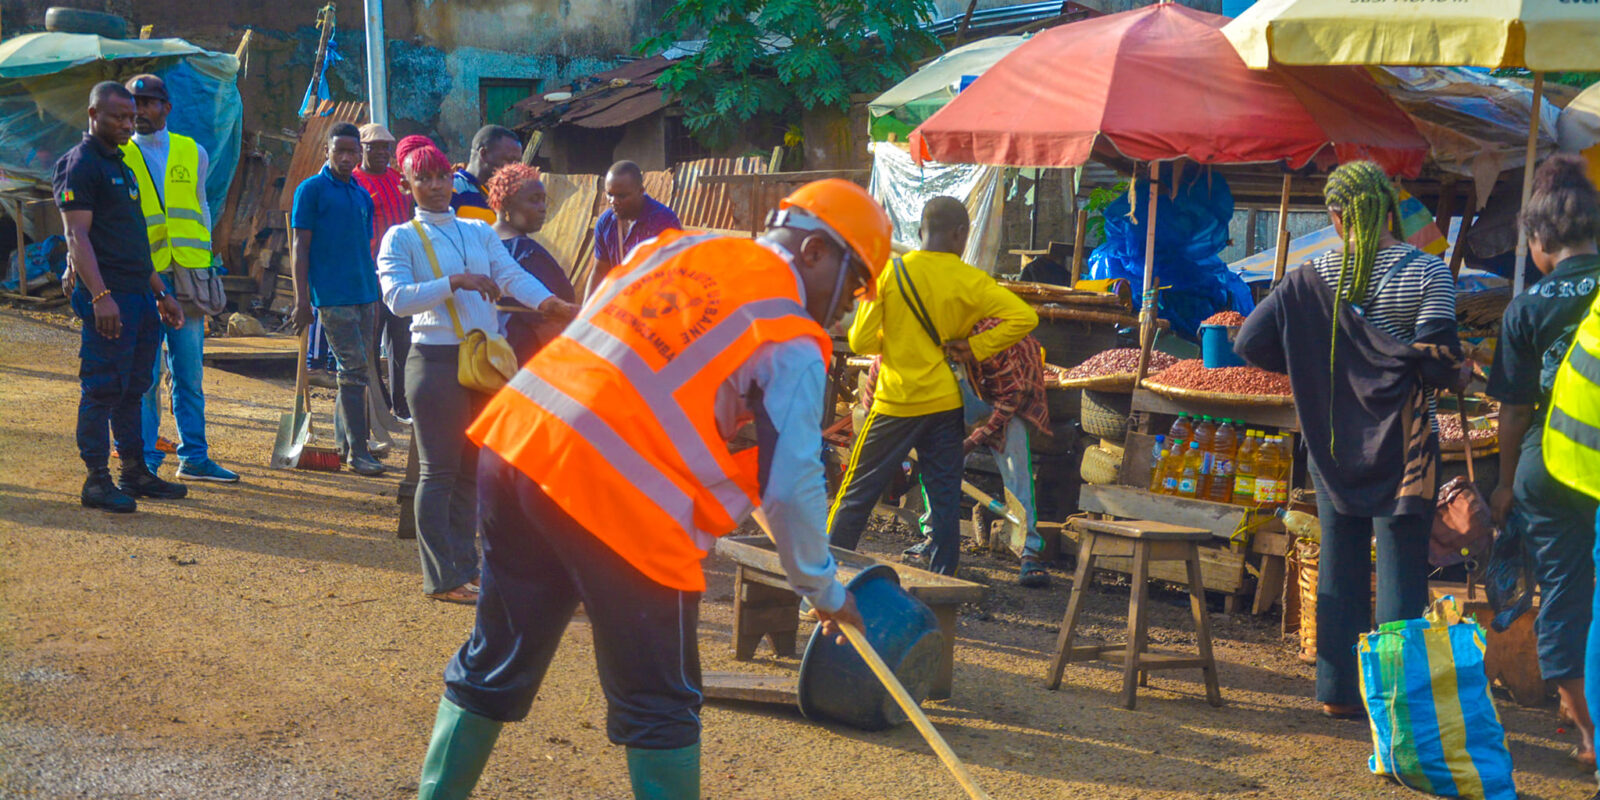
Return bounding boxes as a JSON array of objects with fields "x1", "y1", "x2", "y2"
[{"x1": 1088, "y1": 166, "x2": 1254, "y2": 341}]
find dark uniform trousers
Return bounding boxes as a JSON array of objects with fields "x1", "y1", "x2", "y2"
[
  {"x1": 444, "y1": 450, "x2": 704, "y2": 751},
  {"x1": 72, "y1": 286, "x2": 160, "y2": 471}
]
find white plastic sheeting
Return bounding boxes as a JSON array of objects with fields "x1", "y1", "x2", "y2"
[{"x1": 867, "y1": 141, "x2": 1004, "y2": 273}]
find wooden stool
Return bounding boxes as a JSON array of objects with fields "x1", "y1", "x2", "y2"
[{"x1": 1046, "y1": 518, "x2": 1223, "y2": 709}]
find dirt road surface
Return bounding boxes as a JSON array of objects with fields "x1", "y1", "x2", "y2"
[{"x1": 0, "y1": 307, "x2": 1591, "y2": 799}]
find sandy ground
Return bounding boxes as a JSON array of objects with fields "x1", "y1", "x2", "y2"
[{"x1": 0, "y1": 305, "x2": 1593, "y2": 800}]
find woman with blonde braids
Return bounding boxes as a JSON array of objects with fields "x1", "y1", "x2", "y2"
[{"x1": 1236, "y1": 160, "x2": 1466, "y2": 718}]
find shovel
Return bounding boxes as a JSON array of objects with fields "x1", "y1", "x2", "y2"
[
  {"x1": 269, "y1": 328, "x2": 313, "y2": 469},
  {"x1": 750, "y1": 509, "x2": 993, "y2": 800}
]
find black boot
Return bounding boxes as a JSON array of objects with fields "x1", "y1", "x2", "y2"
[
  {"x1": 118, "y1": 464, "x2": 189, "y2": 499},
  {"x1": 339, "y1": 384, "x2": 384, "y2": 477},
  {"x1": 82, "y1": 469, "x2": 136, "y2": 513}
]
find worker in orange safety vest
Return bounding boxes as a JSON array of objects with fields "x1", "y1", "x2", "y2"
[{"x1": 416, "y1": 179, "x2": 892, "y2": 800}]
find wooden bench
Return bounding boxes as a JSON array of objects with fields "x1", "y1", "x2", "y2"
[
  {"x1": 714, "y1": 535, "x2": 986, "y2": 700},
  {"x1": 1048, "y1": 518, "x2": 1223, "y2": 710}
]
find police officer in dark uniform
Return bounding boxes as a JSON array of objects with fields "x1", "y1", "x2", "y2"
[
  {"x1": 54, "y1": 81, "x2": 189, "y2": 512},
  {"x1": 1486, "y1": 154, "x2": 1600, "y2": 766}
]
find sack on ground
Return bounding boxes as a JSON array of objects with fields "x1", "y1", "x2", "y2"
[{"x1": 1359, "y1": 596, "x2": 1516, "y2": 800}]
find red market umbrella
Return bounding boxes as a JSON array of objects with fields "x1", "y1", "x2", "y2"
[{"x1": 909, "y1": 2, "x2": 1428, "y2": 177}]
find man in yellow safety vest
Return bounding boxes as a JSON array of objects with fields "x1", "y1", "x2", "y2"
[{"x1": 121, "y1": 74, "x2": 238, "y2": 484}]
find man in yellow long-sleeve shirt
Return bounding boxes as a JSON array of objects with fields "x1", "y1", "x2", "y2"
[{"x1": 829, "y1": 197, "x2": 1037, "y2": 575}]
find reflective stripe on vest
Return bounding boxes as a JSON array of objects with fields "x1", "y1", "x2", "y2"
[
  {"x1": 469, "y1": 230, "x2": 832, "y2": 591},
  {"x1": 1545, "y1": 299, "x2": 1600, "y2": 500},
  {"x1": 121, "y1": 135, "x2": 211, "y2": 271}
]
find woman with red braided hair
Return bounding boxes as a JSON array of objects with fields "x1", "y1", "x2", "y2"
[
  {"x1": 378, "y1": 135, "x2": 579, "y2": 605},
  {"x1": 486, "y1": 163, "x2": 577, "y2": 360}
]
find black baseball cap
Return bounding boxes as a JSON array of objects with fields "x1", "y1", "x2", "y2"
[{"x1": 126, "y1": 74, "x2": 169, "y2": 102}]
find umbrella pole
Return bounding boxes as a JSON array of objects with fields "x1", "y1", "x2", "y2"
[
  {"x1": 1135, "y1": 162, "x2": 1161, "y2": 386},
  {"x1": 1513, "y1": 72, "x2": 1544, "y2": 297},
  {"x1": 1271, "y1": 174, "x2": 1293, "y2": 284}
]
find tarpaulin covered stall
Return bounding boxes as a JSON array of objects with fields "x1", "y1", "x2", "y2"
[{"x1": 0, "y1": 32, "x2": 242, "y2": 228}]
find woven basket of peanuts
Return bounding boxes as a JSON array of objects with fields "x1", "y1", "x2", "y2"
[
  {"x1": 1140, "y1": 359, "x2": 1295, "y2": 407},
  {"x1": 1058, "y1": 348, "x2": 1180, "y2": 392}
]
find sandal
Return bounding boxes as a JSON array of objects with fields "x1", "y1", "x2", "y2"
[
  {"x1": 1322, "y1": 703, "x2": 1365, "y2": 719},
  {"x1": 1571, "y1": 746, "x2": 1596, "y2": 770},
  {"x1": 427, "y1": 586, "x2": 478, "y2": 605},
  {"x1": 1018, "y1": 559, "x2": 1050, "y2": 589},
  {"x1": 465, "y1": 579, "x2": 481, "y2": 593}
]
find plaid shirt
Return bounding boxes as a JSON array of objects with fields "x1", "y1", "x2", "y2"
[{"x1": 862, "y1": 318, "x2": 1050, "y2": 450}]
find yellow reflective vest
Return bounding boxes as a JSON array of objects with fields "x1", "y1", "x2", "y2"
[
  {"x1": 1545, "y1": 291, "x2": 1600, "y2": 500},
  {"x1": 121, "y1": 134, "x2": 211, "y2": 271}
]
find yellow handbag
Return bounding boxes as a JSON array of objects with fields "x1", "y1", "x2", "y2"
[{"x1": 411, "y1": 220, "x2": 519, "y2": 394}]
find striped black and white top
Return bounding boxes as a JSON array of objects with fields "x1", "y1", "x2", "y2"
[
  {"x1": 1311, "y1": 243, "x2": 1456, "y2": 427},
  {"x1": 1310, "y1": 243, "x2": 1456, "y2": 344}
]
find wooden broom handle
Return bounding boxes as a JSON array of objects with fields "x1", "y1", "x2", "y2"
[
  {"x1": 839, "y1": 622, "x2": 994, "y2": 800},
  {"x1": 1455, "y1": 390, "x2": 1475, "y2": 485},
  {"x1": 748, "y1": 511, "x2": 993, "y2": 800}
]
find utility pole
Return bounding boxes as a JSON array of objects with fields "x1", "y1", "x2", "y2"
[{"x1": 363, "y1": 0, "x2": 388, "y2": 127}]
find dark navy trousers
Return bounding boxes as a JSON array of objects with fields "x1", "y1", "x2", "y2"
[
  {"x1": 444, "y1": 451, "x2": 703, "y2": 750},
  {"x1": 1511, "y1": 436, "x2": 1597, "y2": 681},
  {"x1": 72, "y1": 286, "x2": 159, "y2": 472}
]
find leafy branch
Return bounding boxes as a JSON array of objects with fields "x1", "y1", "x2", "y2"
[{"x1": 638, "y1": 0, "x2": 941, "y2": 148}]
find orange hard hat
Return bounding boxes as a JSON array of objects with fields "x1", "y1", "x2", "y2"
[{"x1": 778, "y1": 179, "x2": 892, "y2": 300}]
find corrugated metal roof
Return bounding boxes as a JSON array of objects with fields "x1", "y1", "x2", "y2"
[{"x1": 513, "y1": 56, "x2": 673, "y2": 131}]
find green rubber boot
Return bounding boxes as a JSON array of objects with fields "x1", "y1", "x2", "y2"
[
  {"x1": 418, "y1": 697, "x2": 503, "y2": 800},
  {"x1": 625, "y1": 743, "x2": 700, "y2": 800}
]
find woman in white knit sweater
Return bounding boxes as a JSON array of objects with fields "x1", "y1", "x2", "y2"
[{"x1": 378, "y1": 135, "x2": 577, "y2": 604}]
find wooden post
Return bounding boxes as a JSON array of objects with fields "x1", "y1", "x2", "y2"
[
  {"x1": 12, "y1": 199, "x2": 26, "y2": 298},
  {"x1": 955, "y1": 0, "x2": 981, "y2": 44},
  {"x1": 1513, "y1": 72, "x2": 1544, "y2": 297},
  {"x1": 1134, "y1": 162, "x2": 1161, "y2": 385},
  {"x1": 1271, "y1": 174, "x2": 1293, "y2": 284},
  {"x1": 1069, "y1": 208, "x2": 1088, "y2": 287},
  {"x1": 1449, "y1": 209, "x2": 1475, "y2": 278}
]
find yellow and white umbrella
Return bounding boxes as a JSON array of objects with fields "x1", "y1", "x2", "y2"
[
  {"x1": 1559, "y1": 82, "x2": 1600, "y2": 189},
  {"x1": 1222, "y1": 0, "x2": 1600, "y2": 293}
]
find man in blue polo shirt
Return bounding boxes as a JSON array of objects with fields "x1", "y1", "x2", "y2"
[
  {"x1": 54, "y1": 81, "x2": 190, "y2": 512},
  {"x1": 583, "y1": 160, "x2": 681, "y2": 298},
  {"x1": 290, "y1": 121, "x2": 384, "y2": 476}
]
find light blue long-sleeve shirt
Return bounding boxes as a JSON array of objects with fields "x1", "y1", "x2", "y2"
[
  {"x1": 708, "y1": 239, "x2": 844, "y2": 613},
  {"x1": 724, "y1": 337, "x2": 846, "y2": 614}
]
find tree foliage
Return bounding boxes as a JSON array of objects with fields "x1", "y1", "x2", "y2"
[{"x1": 638, "y1": 0, "x2": 941, "y2": 148}]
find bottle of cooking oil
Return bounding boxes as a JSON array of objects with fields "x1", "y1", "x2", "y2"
[
  {"x1": 1206, "y1": 419, "x2": 1238, "y2": 503},
  {"x1": 1160, "y1": 440, "x2": 1186, "y2": 494},
  {"x1": 1270, "y1": 435, "x2": 1293, "y2": 505},
  {"x1": 1192, "y1": 416, "x2": 1217, "y2": 497},
  {"x1": 1148, "y1": 435, "x2": 1168, "y2": 493},
  {"x1": 1168, "y1": 414, "x2": 1193, "y2": 444},
  {"x1": 1253, "y1": 435, "x2": 1281, "y2": 508},
  {"x1": 1232, "y1": 430, "x2": 1259, "y2": 506},
  {"x1": 1177, "y1": 440, "x2": 1205, "y2": 498}
]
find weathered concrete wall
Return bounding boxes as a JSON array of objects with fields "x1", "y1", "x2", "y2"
[
  {"x1": 411, "y1": 0, "x2": 666, "y2": 57},
  {"x1": 9, "y1": 0, "x2": 665, "y2": 154}
]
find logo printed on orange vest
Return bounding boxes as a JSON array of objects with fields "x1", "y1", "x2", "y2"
[{"x1": 602, "y1": 263, "x2": 726, "y2": 360}]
